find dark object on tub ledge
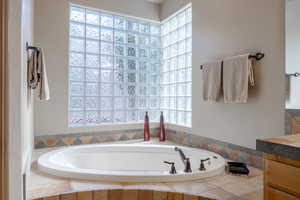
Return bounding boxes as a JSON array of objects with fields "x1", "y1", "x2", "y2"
[{"x1": 227, "y1": 162, "x2": 249, "y2": 175}]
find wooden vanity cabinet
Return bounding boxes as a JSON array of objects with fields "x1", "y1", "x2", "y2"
[{"x1": 264, "y1": 154, "x2": 300, "y2": 200}]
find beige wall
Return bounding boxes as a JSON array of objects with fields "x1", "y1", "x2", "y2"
[
  {"x1": 34, "y1": 0, "x2": 160, "y2": 136},
  {"x1": 8, "y1": 0, "x2": 34, "y2": 199},
  {"x1": 163, "y1": 0, "x2": 285, "y2": 149},
  {"x1": 71, "y1": 0, "x2": 160, "y2": 21},
  {"x1": 159, "y1": 0, "x2": 191, "y2": 20},
  {"x1": 286, "y1": 0, "x2": 300, "y2": 109}
]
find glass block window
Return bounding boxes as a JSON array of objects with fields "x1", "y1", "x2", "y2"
[
  {"x1": 69, "y1": 6, "x2": 161, "y2": 126},
  {"x1": 161, "y1": 6, "x2": 192, "y2": 127}
]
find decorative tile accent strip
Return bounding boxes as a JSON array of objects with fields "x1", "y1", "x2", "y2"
[
  {"x1": 35, "y1": 128, "x2": 160, "y2": 149},
  {"x1": 166, "y1": 129, "x2": 263, "y2": 169}
]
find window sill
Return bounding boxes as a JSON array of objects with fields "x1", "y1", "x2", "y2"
[
  {"x1": 66, "y1": 122, "x2": 191, "y2": 134},
  {"x1": 68, "y1": 122, "x2": 160, "y2": 132}
]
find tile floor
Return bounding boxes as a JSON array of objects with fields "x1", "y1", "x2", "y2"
[{"x1": 28, "y1": 139, "x2": 263, "y2": 200}]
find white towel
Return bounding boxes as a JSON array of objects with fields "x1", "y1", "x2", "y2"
[
  {"x1": 202, "y1": 60, "x2": 222, "y2": 102},
  {"x1": 28, "y1": 49, "x2": 50, "y2": 101},
  {"x1": 223, "y1": 54, "x2": 254, "y2": 103}
]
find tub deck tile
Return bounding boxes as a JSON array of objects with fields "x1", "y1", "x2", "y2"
[
  {"x1": 165, "y1": 181, "x2": 217, "y2": 196},
  {"x1": 70, "y1": 181, "x2": 123, "y2": 192},
  {"x1": 199, "y1": 188, "x2": 242, "y2": 200}
]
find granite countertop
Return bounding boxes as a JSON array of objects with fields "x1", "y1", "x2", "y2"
[{"x1": 256, "y1": 134, "x2": 300, "y2": 161}]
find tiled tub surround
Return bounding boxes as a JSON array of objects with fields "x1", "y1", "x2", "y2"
[
  {"x1": 166, "y1": 130, "x2": 263, "y2": 169},
  {"x1": 34, "y1": 128, "x2": 263, "y2": 169},
  {"x1": 286, "y1": 109, "x2": 300, "y2": 135},
  {"x1": 34, "y1": 128, "x2": 160, "y2": 148},
  {"x1": 29, "y1": 139, "x2": 263, "y2": 200}
]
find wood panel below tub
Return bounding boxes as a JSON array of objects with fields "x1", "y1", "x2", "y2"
[{"x1": 34, "y1": 189, "x2": 212, "y2": 200}]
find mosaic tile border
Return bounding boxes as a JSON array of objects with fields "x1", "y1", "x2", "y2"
[
  {"x1": 34, "y1": 128, "x2": 160, "y2": 149},
  {"x1": 166, "y1": 129, "x2": 263, "y2": 169}
]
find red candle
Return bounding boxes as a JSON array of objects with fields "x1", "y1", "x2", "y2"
[
  {"x1": 144, "y1": 112, "x2": 150, "y2": 141},
  {"x1": 160, "y1": 112, "x2": 166, "y2": 142}
]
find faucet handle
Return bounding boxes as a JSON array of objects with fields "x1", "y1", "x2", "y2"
[
  {"x1": 199, "y1": 158, "x2": 211, "y2": 171},
  {"x1": 164, "y1": 161, "x2": 177, "y2": 174}
]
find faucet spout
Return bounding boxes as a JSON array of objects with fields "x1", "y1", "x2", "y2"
[
  {"x1": 175, "y1": 147, "x2": 187, "y2": 163},
  {"x1": 174, "y1": 147, "x2": 192, "y2": 173}
]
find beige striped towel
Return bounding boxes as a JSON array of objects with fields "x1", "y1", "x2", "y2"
[
  {"x1": 28, "y1": 49, "x2": 50, "y2": 101},
  {"x1": 223, "y1": 54, "x2": 254, "y2": 103},
  {"x1": 202, "y1": 60, "x2": 223, "y2": 102}
]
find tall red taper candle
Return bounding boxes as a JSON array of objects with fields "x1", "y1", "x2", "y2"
[
  {"x1": 144, "y1": 111, "x2": 150, "y2": 141},
  {"x1": 159, "y1": 112, "x2": 166, "y2": 141}
]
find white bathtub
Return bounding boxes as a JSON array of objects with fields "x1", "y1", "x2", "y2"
[{"x1": 38, "y1": 144, "x2": 225, "y2": 182}]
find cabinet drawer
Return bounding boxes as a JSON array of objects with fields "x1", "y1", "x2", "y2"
[
  {"x1": 265, "y1": 159, "x2": 300, "y2": 197},
  {"x1": 265, "y1": 186, "x2": 300, "y2": 200}
]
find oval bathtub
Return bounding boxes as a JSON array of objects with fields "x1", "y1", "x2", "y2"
[{"x1": 38, "y1": 144, "x2": 225, "y2": 182}]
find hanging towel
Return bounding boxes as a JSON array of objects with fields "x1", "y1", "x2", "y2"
[
  {"x1": 223, "y1": 54, "x2": 254, "y2": 103},
  {"x1": 28, "y1": 48, "x2": 50, "y2": 101},
  {"x1": 202, "y1": 60, "x2": 222, "y2": 102}
]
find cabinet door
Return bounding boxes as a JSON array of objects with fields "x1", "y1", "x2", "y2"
[
  {"x1": 265, "y1": 159, "x2": 300, "y2": 197},
  {"x1": 265, "y1": 186, "x2": 299, "y2": 200}
]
